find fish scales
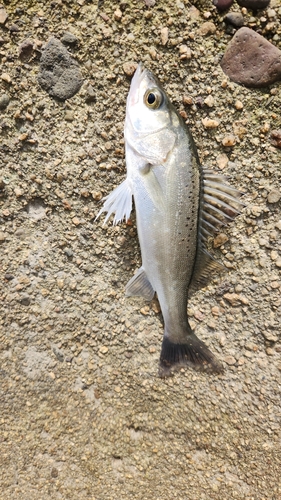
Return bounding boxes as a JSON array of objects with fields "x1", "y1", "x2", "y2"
[{"x1": 97, "y1": 63, "x2": 244, "y2": 376}]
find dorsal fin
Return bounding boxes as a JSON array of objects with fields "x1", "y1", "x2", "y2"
[
  {"x1": 199, "y1": 167, "x2": 245, "y2": 244},
  {"x1": 189, "y1": 248, "x2": 224, "y2": 297},
  {"x1": 189, "y1": 167, "x2": 245, "y2": 295}
]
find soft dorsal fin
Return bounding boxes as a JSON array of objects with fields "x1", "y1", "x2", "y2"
[
  {"x1": 199, "y1": 167, "x2": 245, "y2": 243},
  {"x1": 189, "y1": 248, "x2": 224, "y2": 296}
]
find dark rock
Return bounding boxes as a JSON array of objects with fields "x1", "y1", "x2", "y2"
[
  {"x1": 85, "y1": 84, "x2": 95, "y2": 103},
  {"x1": 220, "y1": 27, "x2": 281, "y2": 88},
  {"x1": 9, "y1": 23, "x2": 20, "y2": 33},
  {"x1": 19, "y1": 39, "x2": 34, "y2": 61},
  {"x1": 38, "y1": 37, "x2": 83, "y2": 100},
  {"x1": 4, "y1": 274, "x2": 14, "y2": 280},
  {"x1": 64, "y1": 247, "x2": 73, "y2": 257},
  {"x1": 19, "y1": 294, "x2": 31, "y2": 306},
  {"x1": 213, "y1": 0, "x2": 233, "y2": 10},
  {"x1": 61, "y1": 32, "x2": 78, "y2": 46},
  {"x1": 236, "y1": 0, "x2": 270, "y2": 9},
  {"x1": 224, "y1": 12, "x2": 244, "y2": 28},
  {"x1": 271, "y1": 130, "x2": 281, "y2": 149},
  {"x1": 0, "y1": 94, "x2": 10, "y2": 109}
]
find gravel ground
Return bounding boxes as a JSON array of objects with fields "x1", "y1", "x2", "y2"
[{"x1": 1, "y1": 1, "x2": 281, "y2": 499}]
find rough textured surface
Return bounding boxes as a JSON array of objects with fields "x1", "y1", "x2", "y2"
[
  {"x1": 0, "y1": 1, "x2": 281, "y2": 499},
  {"x1": 38, "y1": 37, "x2": 83, "y2": 100},
  {"x1": 221, "y1": 27, "x2": 281, "y2": 87}
]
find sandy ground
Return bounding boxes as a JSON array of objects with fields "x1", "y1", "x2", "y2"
[{"x1": 1, "y1": 1, "x2": 281, "y2": 499}]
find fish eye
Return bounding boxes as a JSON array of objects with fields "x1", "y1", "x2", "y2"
[{"x1": 144, "y1": 88, "x2": 163, "y2": 109}]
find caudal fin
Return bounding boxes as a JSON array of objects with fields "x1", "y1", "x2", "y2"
[{"x1": 159, "y1": 335, "x2": 223, "y2": 377}]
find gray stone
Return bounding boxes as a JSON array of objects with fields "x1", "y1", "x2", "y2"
[
  {"x1": 221, "y1": 27, "x2": 281, "y2": 88},
  {"x1": 224, "y1": 12, "x2": 244, "y2": 28},
  {"x1": 0, "y1": 93, "x2": 10, "y2": 109},
  {"x1": 61, "y1": 32, "x2": 78, "y2": 46},
  {"x1": 19, "y1": 39, "x2": 34, "y2": 61},
  {"x1": 38, "y1": 37, "x2": 83, "y2": 100}
]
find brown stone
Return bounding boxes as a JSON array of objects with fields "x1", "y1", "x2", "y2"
[
  {"x1": 221, "y1": 27, "x2": 281, "y2": 88},
  {"x1": 0, "y1": 7, "x2": 8, "y2": 25}
]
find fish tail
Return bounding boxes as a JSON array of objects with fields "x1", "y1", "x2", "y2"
[{"x1": 159, "y1": 333, "x2": 223, "y2": 377}]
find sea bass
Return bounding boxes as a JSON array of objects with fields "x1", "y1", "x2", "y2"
[{"x1": 97, "y1": 63, "x2": 244, "y2": 376}]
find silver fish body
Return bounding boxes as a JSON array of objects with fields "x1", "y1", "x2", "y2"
[{"x1": 97, "y1": 64, "x2": 244, "y2": 376}]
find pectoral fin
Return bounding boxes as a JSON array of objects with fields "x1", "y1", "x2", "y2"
[
  {"x1": 95, "y1": 179, "x2": 132, "y2": 225},
  {"x1": 141, "y1": 167, "x2": 165, "y2": 212},
  {"x1": 125, "y1": 267, "x2": 155, "y2": 301}
]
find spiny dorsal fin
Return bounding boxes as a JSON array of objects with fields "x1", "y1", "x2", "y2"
[
  {"x1": 189, "y1": 248, "x2": 224, "y2": 296},
  {"x1": 125, "y1": 267, "x2": 155, "y2": 301},
  {"x1": 199, "y1": 167, "x2": 245, "y2": 243}
]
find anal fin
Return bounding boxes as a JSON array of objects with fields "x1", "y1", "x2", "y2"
[{"x1": 125, "y1": 267, "x2": 155, "y2": 301}]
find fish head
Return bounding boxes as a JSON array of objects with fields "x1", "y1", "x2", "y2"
[{"x1": 125, "y1": 63, "x2": 178, "y2": 164}]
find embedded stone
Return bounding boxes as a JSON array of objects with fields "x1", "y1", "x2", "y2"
[{"x1": 221, "y1": 27, "x2": 281, "y2": 88}]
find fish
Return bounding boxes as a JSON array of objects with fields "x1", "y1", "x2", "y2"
[{"x1": 97, "y1": 63, "x2": 244, "y2": 377}]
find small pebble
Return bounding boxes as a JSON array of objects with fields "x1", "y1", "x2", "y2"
[
  {"x1": 114, "y1": 8, "x2": 122, "y2": 21},
  {"x1": 0, "y1": 7, "x2": 8, "y2": 25},
  {"x1": 0, "y1": 93, "x2": 10, "y2": 109},
  {"x1": 123, "y1": 61, "x2": 138, "y2": 76},
  {"x1": 61, "y1": 32, "x2": 78, "y2": 45},
  {"x1": 85, "y1": 84, "x2": 95, "y2": 103},
  {"x1": 1, "y1": 73, "x2": 11, "y2": 84},
  {"x1": 270, "y1": 130, "x2": 281, "y2": 148},
  {"x1": 234, "y1": 100, "x2": 243, "y2": 110},
  {"x1": 224, "y1": 13, "x2": 244, "y2": 28},
  {"x1": 99, "y1": 346, "x2": 108, "y2": 354},
  {"x1": 267, "y1": 189, "x2": 280, "y2": 204},
  {"x1": 204, "y1": 95, "x2": 215, "y2": 107},
  {"x1": 222, "y1": 134, "x2": 236, "y2": 146},
  {"x1": 213, "y1": 233, "x2": 229, "y2": 248},
  {"x1": 224, "y1": 355, "x2": 236, "y2": 365},
  {"x1": 216, "y1": 153, "x2": 228, "y2": 170},
  {"x1": 65, "y1": 110, "x2": 74, "y2": 121},
  {"x1": 160, "y1": 27, "x2": 169, "y2": 46},
  {"x1": 179, "y1": 45, "x2": 191, "y2": 60},
  {"x1": 19, "y1": 39, "x2": 34, "y2": 60},
  {"x1": 202, "y1": 117, "x2": 219, "y2": 128},
  {"x1": 198, "y1": 22, "x2": 216, "y2": 37},
  {"x1": 183, "y1": 95, "x2": 193, "y2": 106}
]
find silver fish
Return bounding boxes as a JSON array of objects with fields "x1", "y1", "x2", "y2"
[{"x1": 97, "y1": 63, "x2": 244, "y2": 376}]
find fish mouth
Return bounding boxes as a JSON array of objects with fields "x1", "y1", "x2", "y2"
[{"x1": 127, "y1": 62, "x2": 156, "y2": 108}]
